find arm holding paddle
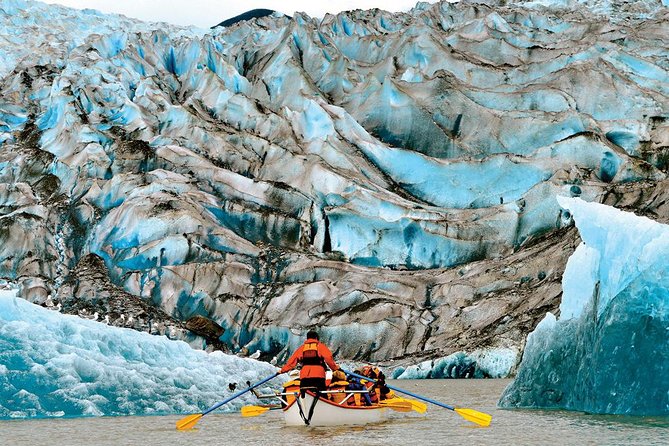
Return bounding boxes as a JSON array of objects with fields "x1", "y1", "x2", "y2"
[
  {"x1": 176, "y1": 372, "x2": 280, "y2": 430},
  {"x1": 278, "y1": 345, "x2": 303, "y2": 374}
]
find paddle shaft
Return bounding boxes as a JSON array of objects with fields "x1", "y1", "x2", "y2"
[
  {"x1": 343, "y1": 369, "x2": 455, "y2": 411},
  {"x1": 254, "y1": 389, "x2": 370, "y2": 399},
  {"x1": 202, "y1": 373, "x2": 278, "y2": 416}
]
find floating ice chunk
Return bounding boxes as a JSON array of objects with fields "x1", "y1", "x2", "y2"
[
  {"x1": 0, "y1": 293, "x2": 277, "y2": 419},
  {"x1": 499, "y1": 197, "x2": 669, "y2": 416}
]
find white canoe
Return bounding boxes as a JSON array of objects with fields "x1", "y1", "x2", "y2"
[{"x1": 283, "y1": 392, "x2": 387, "y2": 426}]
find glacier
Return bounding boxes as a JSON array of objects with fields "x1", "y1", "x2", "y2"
[
  {"x1": 0, "y1": 290, "x2": 278, "y2": 419},
  {"x1": 499, "y1": 197, "x2": 669, "y2": 416},
  {"x1": 392, "y1": 347, "x2": 518, "y2": 379},
  {"x1": 0, "y1": 0, "x2": 668, "y2": 375}
]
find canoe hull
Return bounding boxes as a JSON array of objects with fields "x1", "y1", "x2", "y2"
[{"x1": 283, "y1": 393, "x2": 386, "y2": 426}]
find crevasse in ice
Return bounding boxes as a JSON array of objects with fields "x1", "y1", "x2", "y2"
[
  {"x1": 498, "y1": 197, "x2": 669, "y2": 415},
  {"x1": 0, "y1": 291, "x2": 278, "y2": 420}
]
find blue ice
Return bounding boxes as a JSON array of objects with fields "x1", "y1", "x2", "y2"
[
  {"x1": 295, "y1": 100, "x2": 335, "y2": 141},
  {"x1": 0, "y1": 104, "x2": 28, "y2": 132},
  {"x1": 0, "y1": 292, "x2": 278, "y2": 419},
  {"x1": 358, "y1": 142, "x2": 551, "y2": 208},
  {"x1": 327, "y1": 210, "x2": 484, "y2": 269},
  {"x1": 499, "y1": 197, "x2": 669, "y2": 415},
  {"x1": 393, "y1": 348, "x2": 517, "y2": 379}
]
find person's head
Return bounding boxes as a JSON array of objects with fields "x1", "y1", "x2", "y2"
[
  {"x1": 362, "y1": 365, "x2": 379, "y2": 379},
  {"x1": 306, "y1": 329, "x2": 319, "y2": 340},
  {"x1": 333, "y1": 370, "x2": 346, "y2": 381}
]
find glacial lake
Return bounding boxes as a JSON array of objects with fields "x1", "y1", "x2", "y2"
[{"x1": 2, "y1": 379, "x2": 667, "y2": 446}]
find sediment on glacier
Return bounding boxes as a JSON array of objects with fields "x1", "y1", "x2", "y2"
[{"x1": 0, "y1": 0, "x2": 668, "y2": 373}]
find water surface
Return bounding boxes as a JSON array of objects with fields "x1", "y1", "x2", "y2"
[{"x1": 2, "y1": 379, "x2": 667, "y2": 445}]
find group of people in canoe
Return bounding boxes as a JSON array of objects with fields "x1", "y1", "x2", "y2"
[
  {"x1": 176, "y1": 328, "x2": 492, "y2": 430},
  {"x1": 278, "y1": 329, "x2": 393, "y2": 406}
]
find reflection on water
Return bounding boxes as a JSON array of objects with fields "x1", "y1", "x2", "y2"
[{"x1": 2, "y1": 379, "x2": 668, "y2": 446}]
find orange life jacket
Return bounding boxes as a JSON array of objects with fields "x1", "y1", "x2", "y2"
[
  {"x1": 299, "y1": 340, "x2": 328, "y2": 379},
  {"x1": 363, "y1": 379, "x2": 379, "y2": 404},
  {"x1": 327, "y1": 380, "x2": 349, "y2": 404},
  {"x1": 301, "y1": 340, "x2": 325, "y2": 366},
  {"x1": 361, "y1": 365, "x2": 379, "y2": 378},
  {"x1": 348, "y1": 393, "x2": 362, "y2": 406},
  {"x1": 280, "y1": 339, "x2": 339, "y2": 380}
]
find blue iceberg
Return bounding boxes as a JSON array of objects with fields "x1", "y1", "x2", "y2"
[
  {"x1": 499, "y1": 197, "x2": 669, "y2": 416},
  {"x1": 0, "y1": 292, "x2": 277, "y2": 419}
]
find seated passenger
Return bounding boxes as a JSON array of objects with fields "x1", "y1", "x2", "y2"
[
  {"x1": 346, "y1": 371, "x2": 373, "y2": 406},
  {"x1": 360, "y1": 366, "x2": 380, "y2": 404},
  {"x1": 362, "y1": 378, "x2": 379, "y2": 404},
  {"x1": 282, "y1": 370, "x2": 301, "y2": 407},
  {"x1": 327, "y1": 370, "x2": 349, "y2": 404},
  {"x1": 361, "y1": 367, "x2": 394, "y2": 400},
  {"x1": 361, "y1": 365, "x2": 379, "y2": 379},
  {"x1": 376, "y1": 370, "x2": 394, "y2": 400}
]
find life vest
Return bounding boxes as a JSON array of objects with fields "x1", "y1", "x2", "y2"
[
  {"x1": 327, "y1": 380, "x2": 349, "y2": 404},
  {"x1": 301, "y1": 340, "x2": 325, "y2": 366},
  {"x1": 361, "y1": 365, "x2": 380, "y2": 379},
  {"x1": 362, "y1": 379, "x2": 379, "y2": 404},
  {"x1": 346, "y1": 378, "x2": 371, "y2": 406}
]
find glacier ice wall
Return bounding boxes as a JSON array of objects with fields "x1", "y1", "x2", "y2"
[
  {"x1": 0, "y1": 0, "x2": 668, "y2": 365},
  {"x1": 392, "y1": 347, "x2": 518, "y2": 379},
  {"x1": 0, "y1": 291, "x2": 278, "y2": 419},
  {"x1": 498, "y1": 197, "x2": 669, "y2": 415}
]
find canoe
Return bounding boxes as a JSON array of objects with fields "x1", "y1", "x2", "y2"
[{"x1": 283, "y1": 391, "x2": 386, "y2": 426}]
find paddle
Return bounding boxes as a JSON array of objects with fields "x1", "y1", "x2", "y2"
[
  {"x1": 176, "y1": 372, "x2": 279, "y2": 430},
  {"x1": 343, "y1": 369, "x2": 492, "y2": 427},
  {"x1": 378, "y1": 399, "x2": 413, "y2": 412},
  {"x1": 384, "y1": 397, "x2": 428, "y2": 414},
  {"x1": 241, "y1": 405, "x2": 282, "y2": 417}
]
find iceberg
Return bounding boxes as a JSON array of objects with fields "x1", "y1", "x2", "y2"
[
  {"x1": 392, "y1": 347, "x2": 518, "y2": 379},
  {"x1": 0, "y1": 291, "x2": 278, "y2": 419},
  {"x1": 499, "y1": 197, "x2": 669, "y2": 415}
]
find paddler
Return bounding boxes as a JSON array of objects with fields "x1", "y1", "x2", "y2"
[
  {"x1": 327, "y1": 369, "x2": 349, "y2": 404},
  {"x1": 279, "y1": 329, "x2": 340, "y2": 394}
]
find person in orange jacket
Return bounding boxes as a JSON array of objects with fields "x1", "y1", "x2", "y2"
[
  {"x1": 327, "y1": 370, "x2": 349, "y2": 404},
  {"x1": 279, "y1": 330, "x2": 340, "y2": 394}
]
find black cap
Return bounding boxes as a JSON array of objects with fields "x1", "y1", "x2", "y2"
[{"x1": 306, "y1": 329, "x2": 319, "y2": 340}]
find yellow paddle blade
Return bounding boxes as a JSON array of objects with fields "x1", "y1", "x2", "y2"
[
  {"x1": 241, "y1": 405, "x2": 271, "y2": 417},
  {"x1": 455, "y1": 408, "x2": 492, "y2": 427},
  {"x1": 399, "y1": 398, "x2": 428, "y2": 414},
  {"x1": 382, "y1": 397, "x2": 426, "y2": 414},
  {"x1": 176, "y1": 413, "x2": 203, "y2": 431},
  {"x1": 379, "y1": 400, "x2": 413, "y2": 412}
]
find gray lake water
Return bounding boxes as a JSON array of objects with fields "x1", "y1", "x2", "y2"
[{"x1": 2, "y1": 379, "x2": 668, "y2": 446}]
